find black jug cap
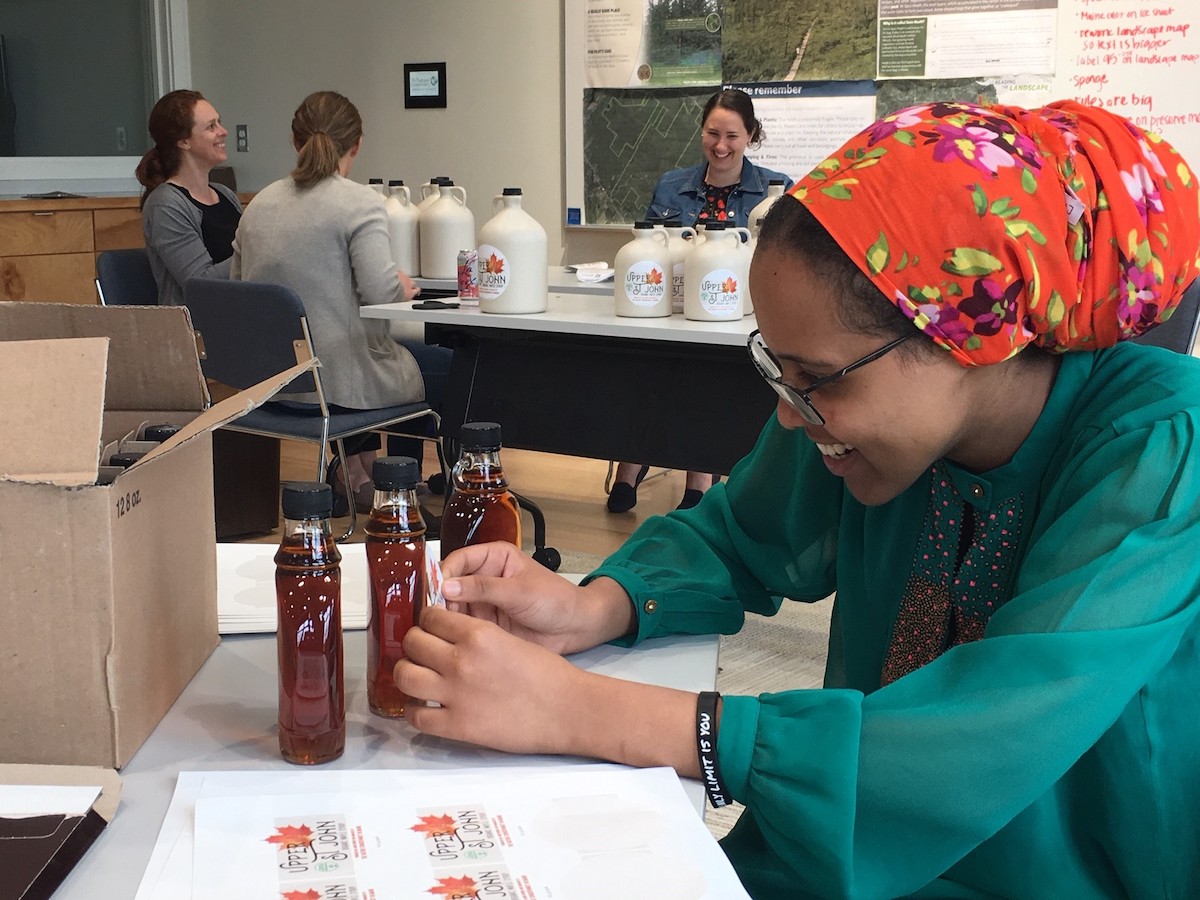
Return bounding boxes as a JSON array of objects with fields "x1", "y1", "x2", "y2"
[
  {"x1": 459, "y1": 421, "x2": 502, "y2": 450},
  {"x1": 769, "y1": 178, "x2": 785, "y2": 185},
  {"x1": 502, "y1": 187, "x2": 522, "y2": 195},
  {"x1": 660, "y1": 218, "x2": 683, "y2": 227},
  {"x1": 372, "y1": 456, "x2": 420, "y2": 490},
  {"x1": 633, "y1": 220, "x2": 656, "y2": 229},
  {"x1": 281, "y1": 481, "x2": 333, "y2": 519},
  {"x1": 388, "y1": 179, "x2": 404, "y2": 186},
  {"x1": 143, "y1": 423, "x2": 181, "y2": 442},
  {"x1": 703, "y1": 220, "x2": 727, "y2": 229},
  {"x1": 368, "y1": 177, "x2": 384, "y2": 184},
  {"x1": 108, "y1": 451, "x2": 145, "y2": 469},
  {"x1": 433, "y1": 175, "x2": 451, "y2": 183}
]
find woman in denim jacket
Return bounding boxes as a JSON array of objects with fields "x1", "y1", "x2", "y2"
[{"x1": 609, "y1": 89, "x2": 793, "y2": 514}]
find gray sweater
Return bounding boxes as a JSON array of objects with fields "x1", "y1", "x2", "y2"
[
  {"x1": 231, "y1": 175, "x2": 424, "y2": 409},
  {"x1": 142, "y1": 181, "x2": 242, "y2": 307}
]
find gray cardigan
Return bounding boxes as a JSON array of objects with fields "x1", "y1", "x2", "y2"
[
  {"x1": 231, "y1": 175, "x2": 424, "y2": 410},
  {"x1": 142, "y1": 181, "x2": 243, "y2": 307}
]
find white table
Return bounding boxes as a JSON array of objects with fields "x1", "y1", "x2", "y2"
[
  {"x1": 413, "y1": 266, "x2": 615, "y2": 298},
  {"x1": 55, "y1": 628, "x2": 719, "y2": 898},
  {"x1": 362, "y1": 291, "x2": 775, "y2": 474}
]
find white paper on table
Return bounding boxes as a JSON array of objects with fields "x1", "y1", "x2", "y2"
[
  {"x1": 136, "y1": 765, "x2": 634, "y2": 900},
  {"x1": 0, "y1": 784, "x2": 101, "y2": 816},
  {"x1": 189, "y1": 767, "x2": 748, "y2": 900},
  {"x1": 216, "y1": 542, "x2": 369, "y2": 634}
]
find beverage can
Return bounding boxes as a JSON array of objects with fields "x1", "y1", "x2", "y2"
[{"x1": 457, "y1": 249, "x2": 480, "y2": 299}]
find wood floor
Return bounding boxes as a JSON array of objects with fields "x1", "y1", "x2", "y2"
[{"x1": 240, "y1": 439, "x2": 699, "y2": 559}]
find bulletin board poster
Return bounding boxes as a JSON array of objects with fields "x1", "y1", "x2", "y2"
[
  {"x1": 564, "y1": 0, "x2": 1200, "y2": 226},
  {"x1": 877, "y1": 0, "x2": 1059, "y2": 79}
]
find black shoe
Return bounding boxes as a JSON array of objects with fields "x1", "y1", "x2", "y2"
[
  {"x1": 420, "y1": 504, "x2": 441, "y2": 540},
  {"x1": 606, "y1": 465, "x2": 650, "y2": 513},
  {"x1": 325, "y1": 456, "x2": 350, "y2": 518},
  {"x1": 676, "y1": 489, "x2": 704, "y2": 510}
]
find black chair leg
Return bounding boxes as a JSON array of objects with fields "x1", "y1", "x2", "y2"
[{"x1": 511, "y1": 490, "x2": 560, "y2": 571}]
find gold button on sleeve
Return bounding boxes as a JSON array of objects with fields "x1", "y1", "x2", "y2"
[{"x1": 643, "y1": 599, "x2": 659, "y2": 614}]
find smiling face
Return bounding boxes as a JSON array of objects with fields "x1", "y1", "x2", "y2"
[
  {"x1": 749, "y1": 243, "x2": 984, "y2": 506},
  {"x1": 177, "y1": 99, "x2": 228, "y2": 170},
  {"x1": 700, "y1": 107, "x2": 751, "y2": 187}
]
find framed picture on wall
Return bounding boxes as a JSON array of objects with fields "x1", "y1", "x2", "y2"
[{"x1": 404, "y1": 62, "x2": 447, "y2": 109}]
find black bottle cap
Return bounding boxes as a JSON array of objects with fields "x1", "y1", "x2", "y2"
[
  {"x1": 143, "y1": 423, "x2": 181, "y2": 442},
  {"x1": 281, "y1": 481, "x2": 333, "y2": 519},
  {"x1": 372, "y1": 456, "x2": 420, "y2": 490},
  {"x1": 633, "y1": 220, "x2": 656, "y2": 229},
  {"x1": 108, "y1": 451, "x2": 145, "y2": 469},
  {"x1": 433, "y1": 175, "x2": 451, "y2": 182},
  {"x1": 703, "y1": 220, "x2": 727, "y2": 230},
  {"x1": 660, "y1": 218, "x2": 683, "y2": 227},
  {"x1": 368, "y1": 177, "x2": 384, "y2": 184},
  {"x1": 502, "y1": 187, "x2": 522, "y2": 195},
  {"x1": 768, "y1": 178, "x2": 785, "y2": 185},
  {"x1": 459, "y1": 421, "x2": 502, "y2": 451},
  {"x1": 388, "y1": 179, "x2": 404, "y2": 186}
]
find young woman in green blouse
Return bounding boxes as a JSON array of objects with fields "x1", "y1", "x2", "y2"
[{"x1": 395, "y1": 100, "x2": 1200, "y2": 898}]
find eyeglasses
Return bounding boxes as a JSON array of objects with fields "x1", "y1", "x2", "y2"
[{"x1": 747, "y1": 328, "x2": 917, "y2": 426}]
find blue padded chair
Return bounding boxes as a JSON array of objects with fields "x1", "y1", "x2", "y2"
[
  {"x1": 184, "y1": 277, "x2": 445, "y2": 540},
  {"x1": 96, "y1": 248, "x2": 159, "y2": 306},
  {"x1": 1133, "y1": 279, "x2": 1200, "y2": 355}
]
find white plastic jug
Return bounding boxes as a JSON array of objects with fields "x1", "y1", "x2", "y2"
[
  {"x1": 384, "y1": 181, "x2": 420, "y2": 276},
  {"x1": 684, "y1": 222, "x2": 744, "y2": 321},
  {"x1": 614, "y1": 222, "x2": 671, "y2": 318},
  {"x1": 419, "y1": 182, "x2": 475, "y2": 280},
  {"x1": 748, "y1": 179, "x2": 787, "y2": 238},
  {"x1": 367, "y1": 177, "x2": 386, "y2": 197},
  {"x1": 417, "y1": 176, "x2": 451, "y2": 214},
  {"x1": 477, "y1": 188, "x2": 548, "y2": 314},
  {"x1": 739, "y1": 228, "x2": 756, "y2": 315},
  {"x1": 662, "y1": 221, "x2": 696, "y2": 314}
]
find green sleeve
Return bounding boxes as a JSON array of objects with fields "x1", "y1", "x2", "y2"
[
  {"x1": 717, "y1": 412, "x2": 1200, "y2": 896},
  {"x1": 584, "y1": 415, "x2": 844, "y2": 645}
]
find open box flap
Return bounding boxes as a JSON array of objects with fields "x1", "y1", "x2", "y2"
[
  {"x1": 0, "y1": 764, "x2": 122, "y2": 824},
  {"x1": 136, "y1": 356, "x2": 320, "y2": 465},
  {"x1": 0, "y1": 338, "x2": 109, "y2": 486},
  {"x1": 0, "y1": 303, "x2": 207, "y2": 412}
]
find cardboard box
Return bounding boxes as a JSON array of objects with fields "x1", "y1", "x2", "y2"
[
  {"x1": 0, "y1": 303, "x2": 313, "y2": 768},
  {"x1": 0, "y1": 764, "x2": 122, "y2": 900}
]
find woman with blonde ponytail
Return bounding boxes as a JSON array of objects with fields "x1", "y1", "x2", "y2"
[
  {"x1": 233, "y1": 91, "x2": 434, "y2": 519},
  {"x1": 138, "y1": 89, "x2": 242, "y2": 306}
]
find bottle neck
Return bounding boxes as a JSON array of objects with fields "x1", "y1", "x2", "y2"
[
  {"x1": 453, "y1": 448, "x2": 508, "y2": 488},
  {"x1": 284, "y1": 515, "x2": 332, "y2": 539},
  {"x1": 372, "y1": 487, "x2": 424, "y2": 530}
]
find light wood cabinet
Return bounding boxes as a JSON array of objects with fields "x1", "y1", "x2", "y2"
[{"x1": 0, "y1": 196, "x2": 144, "y2": 304}]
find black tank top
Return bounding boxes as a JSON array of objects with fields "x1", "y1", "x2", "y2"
[{"x1": 170, "y1": 183, "x2": 241, "y2": 264}]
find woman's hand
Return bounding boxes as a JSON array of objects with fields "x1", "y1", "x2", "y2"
[
  {"x1": 397, "y1": 606, "x2": 701, "y2": 774},
  {"x1": 398, "y1": 270, "x2": 420, "y2": 301},
  {"x1": 397, "y1": 607, "x2": 589, "y2": 754},
  {"x1": 439, "y1": 542, "x2": 636, "y2": 655}
]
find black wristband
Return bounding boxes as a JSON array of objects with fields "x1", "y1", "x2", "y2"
[{"x1": 696, "y1": 691, "x2": 731, "y2": 808}]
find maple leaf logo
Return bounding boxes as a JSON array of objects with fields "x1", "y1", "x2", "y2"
[
  {"x1": 646, "y1": 268, "x2": 663, "y2": 285},
  {"x1": 411, "y1": 813, "x2": 457, "y2": 836},
  {"x1": 265, "y1": 824, "x2": 314, "y2": 847},
  {"x1": 484, "y1": 253, "x2": 504, "y2": 275},
  {"x1": 281, "y1": 890, "x2": 321, "y2": 900},
  {"x1": 428, "y1": 875, "x2": 479, "y2": 897},
  {"x1": 722, "y1": 276, "x2": 738, "y2": 294}
]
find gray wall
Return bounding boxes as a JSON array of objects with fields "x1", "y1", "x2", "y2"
[
  {"x1": 186, "y1": 0, "x2": 602, "y2": 263},
  {"x1": 1, "y1": 0, "x2": 151, "y2": 156}
]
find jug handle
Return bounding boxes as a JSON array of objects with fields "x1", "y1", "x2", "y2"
[
  {"x1": 732, "y1": 227, "x2": 752, "y2": 245},
  {"x1": 421, "y1": 183, "x2": 437, "y2": 200},
  {"x1": 680, "y1": 226, "x2": 696, "y2": 241},
  {"x1": 395, "y1": 185, "x2": 412, "y2": 205},
  {"x1": 651, "y1": 228, "x2": 669, "y2": 249},
  {"x1": 493, "y1": 194, "x2": 505, "y2": 214},
  {"x1": 451, "y1": 185, "x2": 468, "y2": 205}
]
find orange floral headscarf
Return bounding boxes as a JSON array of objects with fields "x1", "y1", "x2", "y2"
[{"x1": 789, "y1": 101, "x2": 1200, "y2": 366}]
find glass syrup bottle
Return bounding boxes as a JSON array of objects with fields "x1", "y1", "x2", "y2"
[
  {"x1": 275, "y1": 481, "x2": 345, "y2": 764},
  {"x1": 440, "y1": 421, "x2": 522, "y2": 558},
  {"x1": 365, "y1": 456, "x2": 426, "y2": 717}
]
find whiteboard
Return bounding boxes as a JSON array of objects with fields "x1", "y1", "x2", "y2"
[{"x1": 564, "y1": 0, "x2": 1200, "y2": 227}]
